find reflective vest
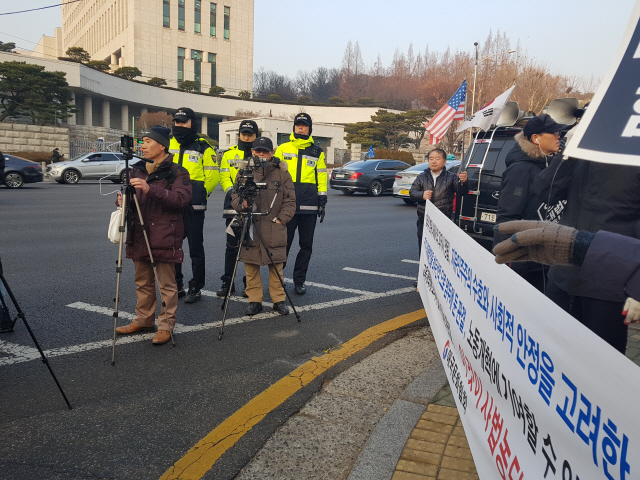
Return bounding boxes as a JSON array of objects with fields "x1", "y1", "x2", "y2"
[
  {"x1": 169, "y1": 136, "x2": 219, "y2": 208},
  {"x1": 274, "y1": 133, "x2": 327, "y2": 214},
  {"x1": 220, "y1": 145, "x2": 247, "y2": 217}
]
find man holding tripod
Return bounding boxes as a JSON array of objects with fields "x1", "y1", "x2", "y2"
[
  {"x1": 231, "y1": 137, "x2": 296, "y2": 316},
  {"x1": 170, "y1": 107, "x2": 219, "y2": 304},
  {"x1": 115, "y1": 126, "x2": 192, "y2": 345}
]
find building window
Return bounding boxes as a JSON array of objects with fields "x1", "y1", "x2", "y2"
[
  {"x1": 209, "y1": 3, "x2": 216, "y2": 37},
  {"x1": 208, "y1": 53, "x2": 216, "y2": 86},
  {"x1": 192, "y1": 49, "x2": 202, "y2": 92},
  {"x1": 163, "y1": 0, "x2": 170, "y2": 27},
  {"x1": 223, "y1": 6, "x2": 230, "y2": 40},
  {"x1": 178, "y1": 47, "x2": 185, "y2": 84},
  {"x1": 194, "y1": 1, "x2": 201, "y2": 34},
  {"x1": 178, "y1": 0, "x2": 185, "y2": 31}
]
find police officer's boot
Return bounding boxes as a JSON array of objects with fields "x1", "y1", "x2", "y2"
[
  {"x1": 185, "y1": 280, "x2": 202, "y2": 304},
  {"x1": 216, "y1": 275, "x2": 236, "y2": 297}
]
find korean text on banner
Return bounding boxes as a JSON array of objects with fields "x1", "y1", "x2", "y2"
[
  {"x1": 564, "y1": 0, "x2": 640, "y2": 166},
  {"x1": 417, "y1": 201, "x2": 639, "y2": 479}
]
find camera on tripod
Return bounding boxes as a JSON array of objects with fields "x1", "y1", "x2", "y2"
[
  {"x1": 233, "y1": 155, "x2": 268, "y2": 206},
  {"x1": 121, "y1": 135, "x2": 135, "y2": 161}
]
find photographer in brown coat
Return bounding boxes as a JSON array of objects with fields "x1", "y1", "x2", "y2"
[
  {"x1": 231, "y1": 137, "x2": 296, "y2": 316},
  {"x1": 115, "y1": 126, "x2": 193, "y2": 345}
]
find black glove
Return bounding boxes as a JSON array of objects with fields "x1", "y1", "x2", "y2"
[{"x1": 318, "y1": 205, "x2": 325, "y2": 223}]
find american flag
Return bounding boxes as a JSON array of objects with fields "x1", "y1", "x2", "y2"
[{"x1": 425, "y1": 80, "x2": 467, "y2": 145}]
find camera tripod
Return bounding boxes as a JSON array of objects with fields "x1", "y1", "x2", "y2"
[
  {"x1": 219, "y1": 190, "x2": 301, "y2": 340},
  {"x1": 111, "y1": 137, "x2": 175, "y2": 365},
  {"x1": 0, "y1": 257, "x2": 73, "y2": 410}
]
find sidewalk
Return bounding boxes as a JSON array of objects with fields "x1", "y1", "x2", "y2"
[{"x1": 236, "y1": 322, "x2": 640, "y2": 480}]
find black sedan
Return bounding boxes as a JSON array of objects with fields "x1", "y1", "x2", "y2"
[
  {"x1": 2, "y1": 155, "x2": 44, "y2": 188},
  {"x1": 330, "y1": 159, "x2": 410, "y2": 196}
]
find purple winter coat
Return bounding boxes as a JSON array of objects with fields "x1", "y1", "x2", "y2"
[{"x1": 125, "y1": 156, "x2": 192, "y2": 264}]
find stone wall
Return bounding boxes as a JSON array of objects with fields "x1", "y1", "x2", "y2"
[
  {"x1": 68, "y1": 125, "x2": 128, "y2": 143},
  {"x1": 0, "y1": 123, "x2": 69, "y2": 156}
]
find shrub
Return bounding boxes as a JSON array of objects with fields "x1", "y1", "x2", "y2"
[
  {"x1": 209, "y1": 86, "x2": 226, "y2": 96},
  {"x1": 114, "y1": 66, "x2": 142, "y2": 81},
  {"x1": 65, "y1": 47, "x2": 90, "y2": 63},
  {"x1": 147, "y1": 77, "x2": 167, "y2": 87},
  {"x1": 357, "y1": 97, "x2": 375, "y2": 105},
  {"x1": 298, "y1": 96, "x2": 311, "y2": 104},
  {"x1": 328, "y1": 96, "x2": 344, "y2": 105},
  {"x1": 238, "y1": 90, "x2": 251, "y2": 99},
  {"x1": 267, "y1": 94, "x2": 281, "y2": 101},
  {"x1": 85, "y1": 60, "x2": 110, "y2": 72},
  {"x1": 179, "y1": 80, "x2": 198, "y2": 92},
  {"x1": 372, "y1": 149, "x2": 415, "y2": 164}
]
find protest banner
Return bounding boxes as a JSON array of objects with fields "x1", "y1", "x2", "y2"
[
  {"x1": 418, "y1": 201, "x2": 640, "y2": 479},
  {"x1": 564, "y1": 0, "x2": 640, "y2": 166}
]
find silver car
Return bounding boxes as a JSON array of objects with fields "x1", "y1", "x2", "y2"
[
  {"x1": 392, "y1": 161, "x2": 461, "y2": 204},
  {"x1": 48, "y1": 152, "x2": 128, "y2": 184}
]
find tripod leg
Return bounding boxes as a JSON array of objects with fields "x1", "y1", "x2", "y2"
[
  {"x1": 131, "y1": 194, "x2": 175, "y2": 346},
  {"x1": 112, "y1": 189, "x2": 128, "y2": 365},
  {"x1": 252, "y1": 222, "x2": 301, "y2": 322},
  {"x1": 0, "y1": 272, "x2": 73, "y2": 410},
  {"x1": 219, "y1": 216, "x2": 250, "y2": 340}
]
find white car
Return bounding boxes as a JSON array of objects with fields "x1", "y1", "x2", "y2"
[
  {"x1": 392, "y1": 161, "x2": 461, "y2": 204},
  {"x1": 48, "y1": 152, "x2": 128, "y2": 184}
]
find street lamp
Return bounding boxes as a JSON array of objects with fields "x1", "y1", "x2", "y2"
[{"x1": 470, "y1": 46, "x2": 516, "y2": 115}]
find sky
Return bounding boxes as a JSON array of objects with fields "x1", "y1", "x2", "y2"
[{"x1": 0, "y1": 0, "x2": 635, "y2": 83}]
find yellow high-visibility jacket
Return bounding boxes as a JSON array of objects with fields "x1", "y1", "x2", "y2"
[
  {"x1": 169, "y1": 136, "x2": 219, "y2": 209},
  {"x1": 220, "y1": 144, "x2": 247, "y2": 217},
  {"x1": 274, "y1": 133, "x2": 327, "y2": 214}
]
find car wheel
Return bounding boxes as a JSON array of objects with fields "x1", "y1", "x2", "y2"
[
  {"x1": 403, "y1": 198, "x2": 416, "y2": 205},
  {"x1": 4, "y1": 172, "x2": 23, "y2": 188},
  {"x1": 342, "y1": 189, "x2": 355, "y2": 196},
  {"x1": 63, "y1": 169, "x2": 80, "y2": 184},
  {"x1": 368, "y1": 180, "x2": 383, "y2": 197},
  {"x1": 119, "y1": 169, "x2": 130, "y2": 184}
]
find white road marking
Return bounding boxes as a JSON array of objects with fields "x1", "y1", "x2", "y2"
[
  {"x1": 401, "y1": 259, "x2": 420, "y2": 264},
  {"x1": 201, "y1": 289, "x2": 249, "y2": 303},
  {"x1": 342, "y1": 267, "x2": 417, "y2": 281},
  {"x1": 0, "y1": 274, "x2": 415, "y2": 366}
]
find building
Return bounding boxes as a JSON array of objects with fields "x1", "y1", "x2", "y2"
[
  {"x1": 218, "y1": 117, "x2": 346, "y2": 164},
  {"x1": 55, "y1": 0, "x2": 253, "y2": 95}
]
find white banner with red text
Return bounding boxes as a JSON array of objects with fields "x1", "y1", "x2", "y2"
[{"x1": 418, "y1": 201, "x2": 639, "y2": 480}]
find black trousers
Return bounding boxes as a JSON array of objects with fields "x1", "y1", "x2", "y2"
[
  {"x1": 175, "y1": 210, "x2": 206, "y2": 290},
  {"x1": 417, "y1": 218, "x2": 423, "y2": 257},
  {"x1": 286, "y1": 214, "x2": 317, "y2": 285},
  {"x1": 546, "y1": 281, "x2": 628, "y2": 354},
  {"x1": 223, "y1": 217, "x2": 240, "y2": 281}
]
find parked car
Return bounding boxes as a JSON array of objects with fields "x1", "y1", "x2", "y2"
[
  {"x1": 330, "y1": 159, "x2": 410, "y2": 196},
  {"x1": 47, "y1": 152, "x2": 128, "y2": 184},
  {"x1": 393, "y1": 160, "x2": 461, "y2": 205},
  {"x1": 2, "y1": 155, "x2": 43, "y2": 188}
]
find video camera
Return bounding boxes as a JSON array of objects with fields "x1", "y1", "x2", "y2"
[
  {"x1": 233, "y1": 155, "x2": 268, "y2": 204},
  {"x1": 120, "y1": 135, "x2": 135, "y2": 161}
]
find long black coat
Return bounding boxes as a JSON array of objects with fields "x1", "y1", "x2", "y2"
[
  {"x1": 409, "y1": 167, "x2": 468, "y2": 219},
  {"x1": 533, "y1": 155, "x2": 640, "y2": 300}
]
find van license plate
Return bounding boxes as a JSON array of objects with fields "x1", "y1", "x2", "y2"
[{"x1": 480, "y1": 212, "x2": 496, "y2": 223}]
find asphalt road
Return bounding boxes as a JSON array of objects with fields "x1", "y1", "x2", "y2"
[{"x1": 0, "y1": 180, "x2": 425, "y2": 480}]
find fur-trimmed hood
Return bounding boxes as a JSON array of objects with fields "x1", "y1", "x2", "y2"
[{"x1": 505, "y1": 131, "x2": 551, "y2": 169}]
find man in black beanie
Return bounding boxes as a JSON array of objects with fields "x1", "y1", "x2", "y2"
[
  {"x1": 215, "y1": 119, "x2": 258, "y2": 297},
  {"x1": 274, "y1": 113, "x2": 328, "y2": 295},
  {"x1": 169, "y1": 107, "x2": 219, "y2": 303}
]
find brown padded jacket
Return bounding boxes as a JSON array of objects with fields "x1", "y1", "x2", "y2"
[
  {"x1": 231, "y1": 159, "x2": 296, "y2": 266},
  {"x1": 125, "y1": 156, "x2": 192, "y2": 264}
]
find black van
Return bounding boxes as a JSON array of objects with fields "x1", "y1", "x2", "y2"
[{"x1": 456, "y1": 126, "x2": 522, "y2": 250}]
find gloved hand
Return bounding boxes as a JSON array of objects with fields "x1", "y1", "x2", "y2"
[
  {"x1": 492, "y1": 221, "x2": 579, "y2": 266},
  {"x1": 623, "y1": 298, "x2": 640, "y2": 325},
  {"x1": 318, "y1": 205, "x2": 325, "y2": 223}
]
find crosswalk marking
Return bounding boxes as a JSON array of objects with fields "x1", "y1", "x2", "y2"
[
  {"x1": 402, "y1": 259, "x2": 420, "y2": 264},
  {"x1": 342, "y1": 267, "x2": 417, "y2": 281}
]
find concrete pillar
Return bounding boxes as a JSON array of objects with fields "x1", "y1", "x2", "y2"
[
  {"x1": 110, "y1": 53, "x2": 117, "y2": 68},
  {"x1": 141, "y1": 107, "x2": 148, "y2": 116},
  {"x1": 121, "y1": 104, "x2": 129, "y2": 132},
  {"x1": 68, "y1": 92, "x2": 76, "y2": 126},
  {"x1": 119, "y1": 46, "x2": 125, "y2": 66},
  {"x1": 84, "y1": 95, "x2": 93, "y2": 126},
  {"x1": 201, "y1": 115, "x2": 208, "y2": 135},
  {"x1": 102, "y1": 100, "x2": 111, "y2": 128}
]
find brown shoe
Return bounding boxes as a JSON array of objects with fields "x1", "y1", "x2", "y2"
[
  {"x1": 152, "y1": 330, "x2": 172, "y2": 345},
  {"x1": 115, "y1": 323, "x2": 154, "y2": 335}
]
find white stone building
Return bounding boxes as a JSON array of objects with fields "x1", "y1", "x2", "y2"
[{"x1": 44, "y1": 0, "x2": 253, "y2": 95}]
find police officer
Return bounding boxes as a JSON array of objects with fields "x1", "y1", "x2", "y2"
[
  {"x1": 274, "y1": 113, "x2": 327, "y2": 295},
  {"x1": 216, "y1": 120, "x2": 258, "y2": 297},
  {"x1": 170, "y1": 107, "x2": 219, "y2": 303}
]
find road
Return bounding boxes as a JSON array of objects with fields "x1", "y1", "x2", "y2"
[{"x1": 0, "y1": 180, "x2": 425, "y2": 480}]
